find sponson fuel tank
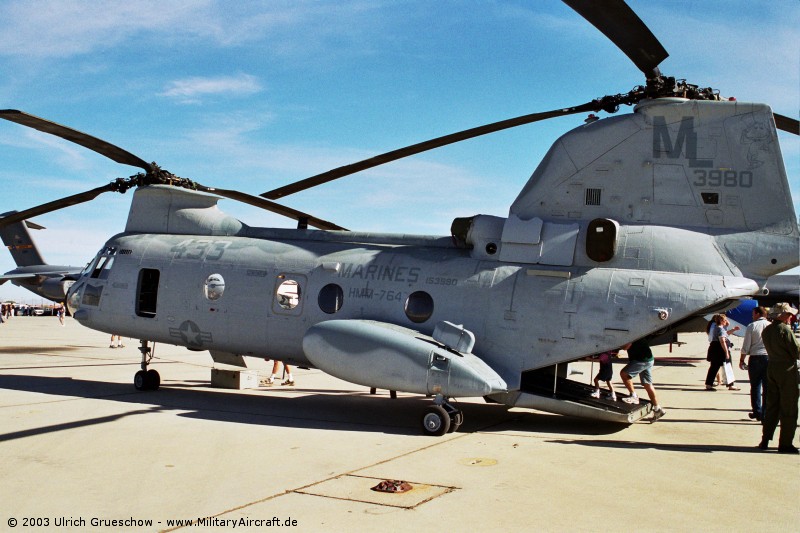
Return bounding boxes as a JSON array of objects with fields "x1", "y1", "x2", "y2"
[{"x1": 302, "y1": 320, "x2": 507, "y2": 397}]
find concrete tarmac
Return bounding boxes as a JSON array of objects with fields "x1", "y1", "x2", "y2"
[{"x1": 0, "y1": 316, "x2": 797, "y2": 532}]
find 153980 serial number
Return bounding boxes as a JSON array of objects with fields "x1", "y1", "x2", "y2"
[{"x1": 426, "y1": 277, "x2": 458, "y2": 286}]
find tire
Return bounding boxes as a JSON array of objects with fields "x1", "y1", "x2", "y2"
[
  {"x1": 134, "y1": 370, "x2": 147, "y2": 391},
  {"x1": 145, "y1": 369, "x2": 160, "y2": 390},
  {"x1": 447, "y1": 410, "x2": 463, "y2": 433},
  {"x1": 421, "y1": 405, "x2": 450, "y2": 436}
]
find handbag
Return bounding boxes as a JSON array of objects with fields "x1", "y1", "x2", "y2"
[{"x1": 721, "y1": 361, "x2": 735, "y2": 385}]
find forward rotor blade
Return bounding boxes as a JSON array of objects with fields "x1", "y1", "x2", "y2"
[
  {"x1": 562, "y1": 0, "x2": 668, "y2": 79},
  {"x1": 0, "y1": 184, "x2": 115, "y2": 229},
  {"x1": 775, "y1": 113, "x2": 799, "y2": 135},
  {"x1": 196, "y1": 185, "x2": 346, "y2": 231},
  {"x1": 262, "y1": 101, "x2": 597, "y2": 200},
  {"x1": 0, "y1": 109, "x2": 152, "y2": 172}
]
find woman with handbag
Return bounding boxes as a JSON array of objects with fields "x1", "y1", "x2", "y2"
[{"x1": 705, "y1": 314, "x2": 741, "y2": 391}]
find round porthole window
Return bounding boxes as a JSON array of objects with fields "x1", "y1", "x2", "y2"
[
  {"x1": 204, "y1": 274, "x2": 225, "y2": 300},
  {"x1": 404, "y1": 291, "x2": 434, "y2": 323},
  {"x1": 276, "y1": 279, "x2": 301, "y2": 310},
  {"x1": 318, "y1": 283, "x2": 344, "y2": 314}
]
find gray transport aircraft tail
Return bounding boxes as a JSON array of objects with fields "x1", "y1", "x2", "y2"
[
  {"x1": 0, "y1": 212, "x2": 47, "y2": 267},
  {"x1": 0, "y1": 211, "x2": 82, "y2": 302}
]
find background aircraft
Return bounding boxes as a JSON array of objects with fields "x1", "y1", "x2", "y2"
[
  {"x1": 0, "y1": 212, "x2": 82, "y2": 302},
  {"x1": 720, "y1": 275, "x2": 799, "y2": 336}
]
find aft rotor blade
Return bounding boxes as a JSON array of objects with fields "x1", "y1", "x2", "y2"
[
  {"x1": 775, "y1": 113, "x2": 799, "y2": 135},
  {"x1": 562, "y1": 0, "x2": 668, "y2": 79},
  {"x1": 0, "y1": 109, "x2": 153, "y2": 172},
  {"x1": 0, "y1": 184, "x2": 114, "y2": 229},
  {"x1": 196, "y1": 185, "x2": 346, "y2": 231},
  {"x1": 262, "y1": 101, "x2": 597, "y2": 200}
]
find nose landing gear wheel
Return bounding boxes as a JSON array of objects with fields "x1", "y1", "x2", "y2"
[
  {"x1": 133, "y1": 369, "x2": 161, "y2": 390},
  {"x1": 134, "y1": 370, "x2": 147, "y2": 390},
  {"x1": 422, "y1": 405, "x2": 451, "y2": 436},
  {"x1": 133, "y1": 340, "x2": 160, "y2": 390},
  {"x1": 146, "y1": 369, "x2": 160, "y2": 390}
]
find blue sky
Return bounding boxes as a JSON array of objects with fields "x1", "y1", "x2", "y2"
[{"x1": 1, "y1": 0, "x2": 798, "y2": 302}]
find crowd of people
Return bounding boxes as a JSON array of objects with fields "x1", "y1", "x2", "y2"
[
  {"x1": 0, "y1": 302, "x2": 63, "y2": 319},
  {"x1": 588, "y1": 301, "x2": 799, "y2": 453}
]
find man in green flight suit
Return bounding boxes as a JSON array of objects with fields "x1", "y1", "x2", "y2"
[{"x1": 758, "y1": 302, "x2": 800, "y2": 454}]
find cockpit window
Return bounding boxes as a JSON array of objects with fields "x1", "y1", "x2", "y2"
[{"x1": 90, "y1": 247, "x2": 118, "y2": 279}]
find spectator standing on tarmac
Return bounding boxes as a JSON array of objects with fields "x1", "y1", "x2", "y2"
[
  {"x1": 110, "y1": 335, "x2": 124, "y2": 348},
  {"x1": 620, "y1": 338, "x2": 666, "y2": 422},
  {"x1": 705, "y1": 314, "x2": 740, "y2": 391},
  {"x1": 739, "y1": 306, "x2": 769, "y2": 421},
  {"x1": 758, "y1": 303, "x2": 800, "y2": 454},
  {"x1": 263, "y1": 360, "x2": 295, "y2": 386}
]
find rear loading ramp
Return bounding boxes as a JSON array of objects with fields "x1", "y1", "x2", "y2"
[{"x1": 489, "y1": 370, "x2": 651, "y2": 424}]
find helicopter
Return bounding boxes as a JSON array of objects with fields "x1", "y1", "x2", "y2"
[{"x1": 0, "y1": 0, "x2": 797, "y2": 435}]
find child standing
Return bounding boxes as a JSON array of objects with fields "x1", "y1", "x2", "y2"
[{"x1": 590, "y1": 350, "x2": 618, "y2": 400}]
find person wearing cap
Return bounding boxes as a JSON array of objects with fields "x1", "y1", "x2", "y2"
[
  {"x1": 740, "y1": 306, "x2": 770, "y2": 421},
  {"x1": 758, "y1": 302, "x2": 800, "y2": 454}
]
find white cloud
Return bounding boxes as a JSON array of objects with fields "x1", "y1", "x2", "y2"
[
  {"x1": 160, "y1": 74, "x2": 263, "y2": 104},
  {"x1": 0, "y1": 0, "x2": 383, "y2": 60},
  {"x1": 0, "y1": 1, "x2": 215, "y2": 59}
]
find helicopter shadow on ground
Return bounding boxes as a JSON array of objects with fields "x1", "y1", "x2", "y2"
[
  {"x1": 544, "y1": 438, "x2": 766, "y2": 454},
  {"x1": 0, "y1": 345, "x2": 83, "y2": 355},
  {"x1": 480, "y1": 411, "x2": 628, "y2": 437},
  {"x1": 0, "y1": 373, "x2": 627, "y2": 441}
]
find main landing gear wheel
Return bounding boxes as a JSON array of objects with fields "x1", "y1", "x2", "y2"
[
  {"x1": 422, "y1": 405, "x2": 450, "y2": 436},
  {"x1": 447, "y1": 410, "x2": 463, "y2": 433},
  {"x1": 421, "y1": 395, "x2": 464, "y2": 436}
]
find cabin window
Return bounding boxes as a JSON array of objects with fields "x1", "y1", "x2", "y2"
[
  {"x1": 273, "y1": 274, "x2": 306, "y2": 315},
  {"x1": 318, "y1": 283, "x2": 344, "y2": 314},
  {"x1": 276, "y1": 280, "x2": 300, "y2": 309},
  {"x1": 136, "y1": 268, "x2": 160, "y2": 318},
  {"x1": 586, "y1": 218, "x2": 618, "y2": 263},
  {"x1": 405, "y1": 291, "x2": 434, "y2": 323},
  {"x1": 203, "y1": 274, "x2": 225, "y2": 301}
]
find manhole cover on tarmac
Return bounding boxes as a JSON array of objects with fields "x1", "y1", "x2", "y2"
[{"x1": 295, "y1": 475, "x2": 455, "y2": 509}]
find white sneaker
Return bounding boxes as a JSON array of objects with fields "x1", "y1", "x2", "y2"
[
  {"x1": 622, "y1": 394, "x2": 639, "y2": 405},
  {"x1": 651, "y1": 407, "x2": 666, "y2": 422},
  {"x1": 590, "y1": 389, "x2": 601, "y2": 398},
  {"x1": 608, "y1": 392, "x2": 617, "y2": 401}
]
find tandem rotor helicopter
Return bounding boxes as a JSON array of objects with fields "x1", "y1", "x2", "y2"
[{"x1": 1, "y1": 0, "x2": 798, "y2": 435}]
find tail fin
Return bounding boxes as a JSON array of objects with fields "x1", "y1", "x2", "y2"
[
  {"x1": 510, "y1": 98, "x2": 799, "y2": 277},
  {"x1": 0, "y1": 211, "x2": 47, "y2": 267}
]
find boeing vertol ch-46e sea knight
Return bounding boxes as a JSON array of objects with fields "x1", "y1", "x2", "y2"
[{"x1": 1, "y1": 0, "x2": 797, "y2": 434}]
